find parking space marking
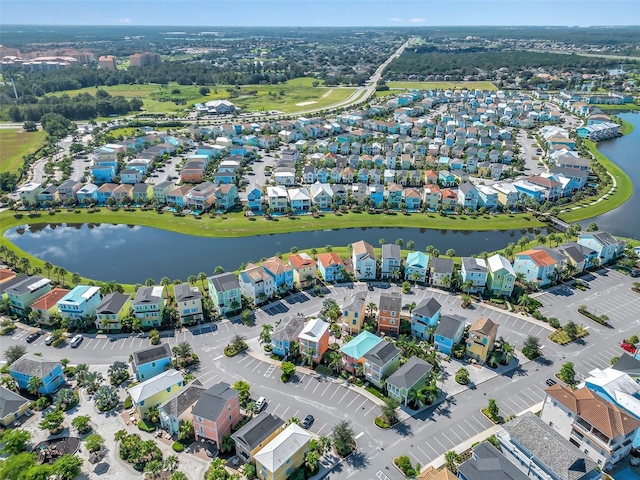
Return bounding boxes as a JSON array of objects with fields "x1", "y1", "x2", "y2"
[
  {"x1": 356, "y1": 399, "x2": 368, "y2": 411},
  {"x1": 409, "y1": 451, "x2": 422, "y2": 465},
  {"x1": 313, "y1": 382, "x2": 321, "y2": 394},
  {"x1": 330, "y1": 387, "x2": 341, "y2": 400},
  {"x1": 316, "y1": 423, "x2": 327, "y2": 435},
  {"x1": 280, "y1": 406, "x2": 290, "y2": 418},
  {"x1": 101, "y1": 340, "x2": 108, "y2": 350},
  {"x1": 365, "y1": 404, "x2": 377, "y2": 416},
  {"x1": 432, "y1": 435, "x2": 450, "y2": 451},
  {"x1": 464, "y1": 418, "x2": 480, "y2": 434},
  {"x1": 292, "y1": 410, "x2": 299, "y2": 420},
  {"x1": 321, "y1": 384, "x2": 332, "y2": 396},
  {"x1": 449, "y1": 425, "x2": 465, "y2": 442},
  {"x1": 338, "y1": 391, "x2": 350, "y2": 404},
  {"x1": 416, "y1": 446, "x2": 432, "y2": 461}
]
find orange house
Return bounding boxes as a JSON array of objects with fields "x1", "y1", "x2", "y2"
[
  {"x1": 378, "y1": 293, "x2": 402, "y2": 335},
  {"x1": 298, "y1": 318, "x2": 330, "y2": 363},
  {"x1": 192, "y1": 382, "x2": 241, "y2": 446}
]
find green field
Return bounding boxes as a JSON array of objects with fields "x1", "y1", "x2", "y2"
[
  {"x1": 387, "y1": 81, "x2": 498, "y2": 91},
  {"x1": 46, "y1": 78, "x2": 355, "y2": 115},
  {"x1": 0, "y1": 129, "x2": 48, "y2": 174}
]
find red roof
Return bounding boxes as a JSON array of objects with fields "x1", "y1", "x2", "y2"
[{"x1": 32, "y1": 288, "x2": 70, "y2": 311}]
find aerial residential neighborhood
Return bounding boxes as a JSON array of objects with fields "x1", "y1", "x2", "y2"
[{"x1": 0, "y1": 7, "x2": 639, "y2": 480}]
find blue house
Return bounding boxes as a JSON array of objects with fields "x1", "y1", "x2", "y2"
[
  {"x1": 411, "y1": 298, "x2": 441, "y2": 340},
  {"x1": 90, "y1": 165, "x2": 117, "y2": 184},
  {"x1": 9, "y1": 355, "x2": 64, "y2": 395},
  {"x1": 438, "y1": 170, "x2": 456, "y2": 187},
  {"x1": 434, "y1": 314, "x2": 466, "y2": 355},
  {"x1": 577, "y1": 231, "x2": 626, "y2": 265},
  {"x1": 213, "y1": 172, "x2": 236, "y2": 185},
  {"x1": 230, "y1": 146, "x2": 247, "y2": 157},
  {"x1": 368, "y1": 185, "x2": 384, "y2": 207},
  {"x1": 404, "y1": 251, "x2": 429, "y2": 283},
  {"x1": 261, "y1": 257, "x2": 295, "y2": 293},
  {"x1": 271, "y1": 315, "x2": 304, "y2": 357},
  {"x1": 132, "y1": 344, "x2": 173, "y2": 381},
  {"x1": 246, "y1": 188, "x2": 262, "y2": 211}
]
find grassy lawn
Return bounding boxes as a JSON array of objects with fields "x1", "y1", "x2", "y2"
[
  {"x1": 590, "y1": 104, "x2": 639, "y2": 112},
  {"x1": 387, "y1": 81, "x2": 497, "y2": 91},
  {"x1": 618, "y1": 119, "x2": 634, "y2": 135},
  {"x1": 558, "y1": 140, "x2": 634, "y2": 223},
  {"x1": 0, "y1": 129, "x2": 48, "y2": 174}
]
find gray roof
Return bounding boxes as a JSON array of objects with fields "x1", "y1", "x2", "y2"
[
  {"x1": 462, "y1": 257, "x2": 488, "y2": 273},
  {"x1": 0, "y1": 386, "x2": 29, "y2": 419},
  {"x1": 0, "y1": 274, "x2": 28, "y2": 295},
  {"x1": 363, "y1": 340, "x2": 400, "y2": 367},
  {"x1": 431, "y1": 257, "x2": 454, "y2": 275},
  {"x1": 555, "y1": 244, "x2": 584, "y2": 264},
  {"x1": 154, "y1": 180, "x2": 174, "y2": 189},
  {"x1": 502, "y1": 412, "x2": 598, "y2": 480},
  {"x1": 381, "y1": 244, "x2": 401, "y2": 260},
  {"x1": 550, "y1": 166, "x2": 587, "y2": 180},
  {"x1": 612, "y1": 353, "x2": 640, "y2": 375},
  {"x1": 208, "y1": 273, "x2": 240, "y2": 293},
  {"x1": 133, "y1": 286, "x2": 163, "y2": 305},
  {"x1": 379, "y1": 293, "x2": 402, "y2": 312},
  {"x1": 344, "y1": 292, "x2": 367, "y2": 314},
  {"x1": 132, "y1": 344, "x2": 172, "y2": 370},
  {"x1": 386, "y1": 357, "x2": 432, "y2": 390},
  {"x1": 458, "y1": 442, "x2": 529, "y2": 480},
  {"x1": 132, "y1": 183, "x2": 148, "y2": 193},
  {"x1": 159, "y1": 379, "x2": 205, "y2": 418},
  {"x1": 532, "y1": 245, "x2": 568, "y2": 264},
  {"x1": 413, "y1": 298, "x2": 441, "y2": 318},
  {"x1": 191, "y1": 382, "x2": 238, "y2": 422},
  {"x1": 589, "y1": 231, "x2": 623, "y2": 246},
  {"x1": 9, "y1": 355, "x2": 60, "y2": 377},
  {"x1": 434, "y1": 314, "x2": 465, "y2": 340},
  {"x1": 459, "y1": 182, "x2": 476, "y2": 194},
  {"x1": 5, "y1": 276, "x2": 49, "y2": 295},
  {"x1": 174, "y1": 283, "x2": 203, "y2": 302},
  {"x1": 58, "y1": 179, "x2": 79, "y2": 189},
  {"x1": 96, "y1": 292, "x2": 130, "y2": 315},
  {"x1": 271, "y1": 315, "x2": 305, "y2": 342},
  {"x1": 231, "y1": 412, "x2": 285, "y2": 451}
]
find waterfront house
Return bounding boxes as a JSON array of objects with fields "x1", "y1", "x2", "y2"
[
  {"x1": 298, "y1": 318, "x2": 330, "y2": 363},
  {"x1": 132, "y1": 344, "x2": 173, "y2": 381},
  {"x1": 159, "y1": 379, "x2": 205, "y2": 435},
  {"x1": 430, "y1": 258, "x2": 454, "y2": 288},
  {"x1": 577, "y1": 231, "x2": 625, "y2": 265},
  {"x1": 56, "y1": 285, "x2": 101, "y2": 320},
  {"x1": 9, "y1": 355, "x2": 63, "y2": 395},
  {"x1": 95, "y1": 292, "x2": 131, "y2": 331},
  {"x1": 37, "y1": 185, "x2": 60, "y2": 204},
  {"x1": 339, "y1": 331, "x2": 382, "y2": 373},
  {"x1": 513, "y1": 249, "x2": 557, "y2": 288},
  {"x1": 271, "y1": 315, "x2": 305, "y2": 358},
  {"x1": 174, "y1": 283, "x2": 203, "y2": 325},
  {"x1": 166, "y1": 185, "x2": 193, "y2": 208},
  {"x1": 129, "y1": 369, "x2": 184, "y2": 416},
  {"x1": 152, "y1": 180, "x2": 175, "y2": 204},
  {"x1": 31, "y1": 288, "x2": 69, "y2": 326},
  {"x1": 378, "y1": 292, "x2": 402, "y2": 335},
  {"x1": 460, "y1": 257, "x2": 488, "y2": 293},
  {"x1": 486, "y1": 254, "x2": 516, "y2": 296},
  {"x1": 192, "y1": 382, "x2": 241, "y2": 445},
  {"x1": 261, "y1": 257, "x2": 295, "y2": 293},
  {"x1": 316, "y1": 252, "x2": 345, "y2": 283},
  {"x1": 132, "y1": 286, "x2": 165, "y2": 327},
  {"x1": 309, "y1": 183, "x2": 333, "y2": 209},
  {"x1": 466, "y1": 317, "x2": 499, "y2": 364},
  {"x1": 457, "y1": 182, "x2": 479, "y2": 210},
  {"x1": 381, "y1": 244, "x2": 402, "y2": 280},
  {"x1": 386, "y1": 357, "x2": 433, "y2": 406},
  {"x1": 239, "y1": 264, "x2": 275, "y2": 304},
  {"x1": 208, "y1": 273, "x2": 242, "y2": 315},
  {"x1": 254, "y1": 423, "x2": 312, "y2": 480},
  {"x1": 288, "y1": 253, "x2": 317, "y2": 289},
  {"x1": 76, "y1": 183, "x2": 98, "y2": 203},
  {"x1": 404, "y1": 251, "x2": 429, "y2": 284},
  {"x1": 232, "y1": 412, "x2": 285, "y2": 463},
  {"x1": 57, "y1": 179, "x2": 81, "y2": 202},
  {"x1": 434, "y1": 314, "x2": 466, "y2": 355},
  {"x1": 6, "y1": 276, "x2": 51, "y2": 316},
  {"x1": 363, "y1": 340, "x2": 401, "y2": 388},
  {"x1": 411, "y1": 298, "x2": 441, "y2": 340},
  {"x1": 0, "y1": 387, "x2": 29, "y2": 427},
  {"x1": 351, "y1": 240, "x2": 377, "y2": 280},
  {"x1": 17, "y1": 183, "x2": 42, "y2": 205}
]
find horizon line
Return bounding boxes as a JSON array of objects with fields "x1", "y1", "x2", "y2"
[{"x1": 3, "y1": 23, "x2": 639, "y2": 28}]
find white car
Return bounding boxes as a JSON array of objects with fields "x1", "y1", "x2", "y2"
[{"x1": 70, "y1": 334, "x2": 83, "y2": 348}]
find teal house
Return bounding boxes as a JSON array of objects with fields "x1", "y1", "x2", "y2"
[
  {"x1": 132, "y1": 344, "x2": 173, "y2": 382},
  {"x1": 9, "y1": 355, "x2": 64, "y2": 395},
  {"x1": 6, "y1": 276, "x2": 52, "y2": 316},
  {"x1": 339, "y1": 331, "x2": 382, "y2": 373},
  {"x1": 208, "y1": 273, "x2": 242, "y2": 315}
]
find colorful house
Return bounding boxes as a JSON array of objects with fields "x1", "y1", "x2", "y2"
[
  {"x1": 239, "y1": 264, "x2": 275, "y2": 304},
  {"x1": 404, "y1": 251, "x2": 429, "y2": 284},
  {"x1": 288, "y1": 253, "x2": 317, "y2": 289},
  {"x1": 460, "y1": 257, "x2": 488, "y2": 293},
  {"x1": 159, "y1": 379, "x2": 205, "y2": 435},
  {"x1": 340, "y1": 292, "x2": 367, "y2": 334},
  {"x1": 577, "y1": 231, "x2": 626, "y2": 265},
  {"x1": 6, "y1": 276, "x2": 51, "y2": 316},
  {"x1": 351, "y1": 240, "x2": 377, "y2": 280},
  {"x1": 174, "y1": 283, "x2": 204, "y2": 325},
  {"x1": 246, "y1": 187, "x2": 262, "y2": 211},
  {"x1": 262, "y1": 257, "x2": 295, "y2": 293},
  {"x1": 434, "y1": 314, "x2": 466, "y2": 355},
  {"x1": 271, "y1": 315, "x2": 305, "y2": 357},
  {"x1": 411, "y1": 298, "x2": 441, "y2": 340},
  {"x1": 56, "y1": 285, "x2": 102, "y2": 320},
  {"x1": 363, "y1": 340, "x2": 401, "y2": 388},
  {"x1": 466, "y1": 317, "x2": 499, "y2": 363},
  {"x1": 9, "y1": 355, "x2": 64, "y2": 395},
  {"x1": 298, "y1": 318, "x2": 330, "y2": 363},
  {"x1": 232, "y1": 412, "x2": 285, "y2": 463},
  {"x1": 339, "y1": 331, "x2": 382, "y2": 373},
  {"x1": 95, "y1": 292, "x2": 131, "y2": 331},
  {"x1": 254, "y1": 423, "x2": 312, "y2": 480},
  {"x1": 31, "y1": 288, "x2": 69, "y2": 326},
  {"x1": 381, "y1": 244, "x2": 402, "y2": 280},
  {"x1": 192, "y1": 382, "x2": 241, "y2": 445},
  {"x1": 208, "y1": 273, "x2": 242, "y2": 315},
  {"x1": 486, "y1": 254, "x2": 516, "y2": 296},
  {"x1": 316, "y1": 252, "x2": 345, "y2": 283},
  {"x1": 0, "y1": 387, "x2": 29, "y2": 427},
  {"x1": 132, "y1": 344, "x2": 173, "y2": 382},
  {"x1": 128, "y1": 369, "x2": 184, "y2": 416},
  {"x1": 132, "y1": 286, "x2": 165, "y2": 327},
  {"x1": 386, "y1": 357, "x2": 433, "y2": 405},
  {"x1": 378, "y1": 293, "x2": 402, "y2": 335},
  {"x1": 513, "y1": 249, "x2": 557, "y2": 287}
]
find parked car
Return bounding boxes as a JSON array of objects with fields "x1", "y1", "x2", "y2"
[
  {"x1": 545, "y1": 378, "x2": 557, "y2": 387},
  {"x1": 26, "y1": 332, "x2": 40, "y2": 343},
  {"x1": 70, "y1": 334, "x2": 83, "y2": 348},
  {"x1": 44, "y1": 334, "x2": 54, "y2": 346},
  {"x1": 256, "y1": 396, "x2": 266, "y2": 412},
  {"x1": 621, "y1": 342, "x2": 637, "y2": 354},
  {"x1": 630, "y1": 269, "x2": 640, "y2": 278},
  {"x1": 301, "y1": 414, "x2": 315, "y2": 429}
]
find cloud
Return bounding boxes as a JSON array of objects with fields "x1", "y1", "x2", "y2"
[
  {"x1": 388, "y1": 17, "x2": 403, "y2": 22},
  {"x1": 409, "y1": 17, "x2": 427, "y2": 23},
  {"x1": 117, "y1": 17, "x2": 132, "y2": 24}
]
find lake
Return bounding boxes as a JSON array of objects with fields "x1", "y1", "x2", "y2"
[{"x1": 5, "y1": 223, "x2": 554, "y2": 284}]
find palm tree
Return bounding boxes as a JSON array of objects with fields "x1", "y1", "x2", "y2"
[
  {"x1": 28, "y1": 376, "x2": 43, "y2": 397},
  {"x1": 259, "y1": 324, "x2": 273, "y2": 344},
  {"x1": 164, "y1": 455, "x2": 179, "y2": 473},
  {"x1": 160, "y1": 277, "x2": 171, "y2": 288},
  {"x1": 173, "y1": 341, "x2": 193, "y2": 363},
  {"x1": 197, "y1": 272, "x2": 207, "y2": 290},
  {"x1": 441, "y1": 275, "x2": 451, "y2": 290},
  {"x1": 502, "y1": 341, "x2": 515, "y2": 365},
  {"x1": 403, "y1": 302, "x2": 416, "y2": 314},
  {"x1": 305, "y1": 450, "x2": 320, "y2": 473},
  {"x1": 366, "y1": 302, "x2": 377, "y2": 318},
  {"x1": 446, "y1": 248, "x2": 456, "y2": 258},
  {"x1": 187, "y1": 275, "x2": 197, "y2": 286},
  {"x1": 407, "y1": 387, "x2": 427, "y2": 408},
  {"x1": 144, "y1": 460, "x2": 163, "y2": 479},
  {"x1": 518, "y1": 236, "x2": 529, "y2": 251},
  {"x1": 462, "y1": 280, "x2": 474, "y2": 294},
  {"x1": 213, "y1": 266, "x2": 224, "y2": 275},
  {"x1": 71, "y1": 272, "x2": 81, "y2": 286},
  {"x1": 19, "y1": 257, "x2": 30, "y2": 274},
  {"x1": 406, "y1": 240, "x2": 415, "y2": 250},
  {"x1": 518, "y1": 294, "x2": 532, "y2": 310}
]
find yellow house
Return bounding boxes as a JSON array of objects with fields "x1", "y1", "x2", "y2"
[
  {"x1": 95, "y1": 292, "x2": 131, "y2": 331},
  {"x1": 287, "y1": 253, "x2": 317, "y2": 289},
  {"x1": 340, "y1": 291, "x2": 367, "y2": 334},
  {"x1": 128, "y1": 369, "x2": 184, "y2": 416},
  {"x1": 232, "y1": 412, "x2": 285, "y2": 462},
  {"x1": 466, "y1": 317, "x2": 499, "y2": 364},
  {"x1": 255, "y1": 423, "x2": 312, "y2": 480},
  {"x1": 0, "y1": 386, "x2": 30, "y2": 426},
  {"x1": 31, "y1": 288, "x2": 69, "y2": 326}
]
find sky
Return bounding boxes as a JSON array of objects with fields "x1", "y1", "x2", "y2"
[{"x1": 2, "y1": 0, "x2": 640, "y2": 27}]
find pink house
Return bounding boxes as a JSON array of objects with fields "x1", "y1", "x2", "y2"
[
  {"x1": 298, "y1": 318, "x2": 330, "y2": 363},
  {"x1": 192, "y1": 382, "x2": 241, "y2": 446}
]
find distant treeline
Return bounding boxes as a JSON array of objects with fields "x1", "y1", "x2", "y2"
[
  {"x1": 385, "y1": 50, "x2": 627, "y2": 79},
  {"x1": 7, "y1": 90, "x2": 142, "y2": 122}
]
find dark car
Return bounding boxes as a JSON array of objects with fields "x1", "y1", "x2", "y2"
[
  {"x1": 301, "y1": 414, "x2": 315, "y2": 429},
  {"x1": 367, "y1": 284, "x2": 374, "y2": 291},
  {"x1": 545, "y1": 378, "x2": 557, "y2": 387},
  {"x1": 630, "y1": 269, "x2": 640, "y2": 278},
  {"x1": 26, "y1": 332, "x2": 40, "y2": 343}
]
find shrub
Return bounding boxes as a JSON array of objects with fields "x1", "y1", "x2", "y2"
[
  {"x1": 374, "y1": 416, "x2": 390, "y2": 429},
  {"x1": 315, "y1": 365, "x2": 333, "y2": 375},
  {"x1": 64, "y1": 366, "x2": 76, "y2": 377},
  {"x1": 172, "y1": 442, "x2": 184, "y2": 452},
  {"x1": 395, "y1": 455, "x2": 413, "y2": 475},
  {"x1": 578, "y1": 307, "x2": 609, "y2": 326},
  {"x1": 124, "y1": 396, "x2": 133, "y2": 409},
  {"x1": 365, "y1": 386, "x2": 386, "y2": 400},
  {"x1": 137, "y1": 419, "x2": 156, "y2": 432}
]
